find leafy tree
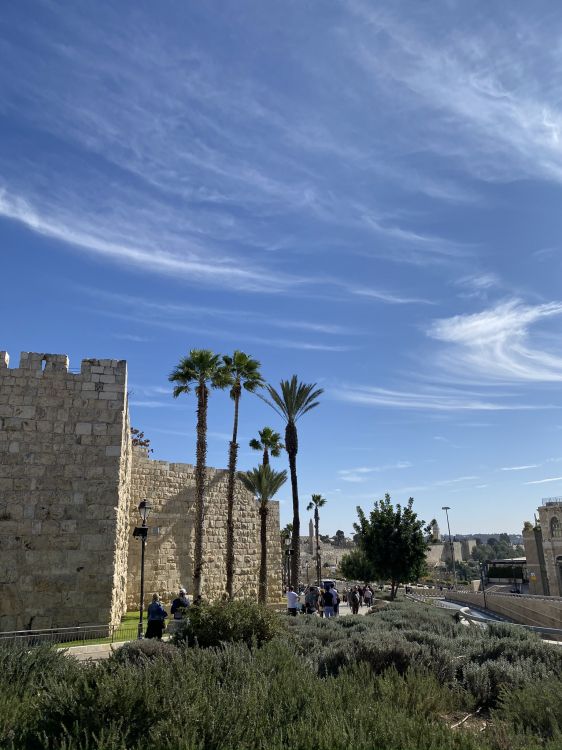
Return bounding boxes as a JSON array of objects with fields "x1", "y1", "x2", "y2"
[
  {"x1": 353, "y1": 494, "x2": 428, "y2": 599},
  {"x1": 306, "y1": 494, "x2": 327, "y2": 586},
  {"x1": 169, "y1": 349, "x2": 228, "y2": 599},
  {"x1": 249, "y1": 427, "x2": 284, "y2": 466},
  {"x1": 333, "y1": 530, "x2": 346, "y2": 548},
  {"x1": 130, "y1": 427, "x2": 153, "y2": 454},
  {"x1": 261, "y1": 376, "x2": 323, "y2": 588},
  {"x1": 319, "y1": 533, "x2": 331, "y2": 544},
  {"x1": 222, "y1": 352, "x2": 264, "y2": 599},
  {"x1": 339, "y1": 548, "x2": 377, "y2": 582},
  {"x1": 239, "y1": 465, "x2": 287, "y2": 603}
]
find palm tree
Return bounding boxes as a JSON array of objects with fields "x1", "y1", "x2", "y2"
[
  {"x1": 223, "y1": 351, "x2": 264, "y2": 599},
  {"x1": 239, "y1": 465, "x2": 287, "y2": 604},
  {"x1": 169, "y1": 349, "x2": 228, "y2": 599},
  {"x1": 261, "y1": 376, "x2": 323, "y2": 588},
  {"x1": 249, "y1": 427, "x2": 284, "y2": 467},
  {"x1": 307, "y1": 494, "x2": 327, "y2": 587}
]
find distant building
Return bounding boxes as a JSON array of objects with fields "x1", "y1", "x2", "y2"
[{"x1": 523, "y1": 498, "x2": 562, "y2": 596}]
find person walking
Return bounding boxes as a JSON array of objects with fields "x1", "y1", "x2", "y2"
[
  {"x1": 145, "y1": 593, "x2": 168, "y2": 639},
  {"x1": 322, "y1": 585, "x2": 336, "y2": 618},
  {"x1": 286, "y1": 586, "x2": 299, "y2": 616},
  {"x1": 350, "y1": 586, "x2": 360, "y2": 615},
  {"x1": 332, "y1": 584, "x2": 340, "y2": 616},
  {"x1": 363, "y1": 585, "x2": 373, "y2": 608}
]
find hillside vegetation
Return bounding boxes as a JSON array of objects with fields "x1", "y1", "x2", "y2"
[{"x1": 1, "y1": 600, "x2": 561, "y2": 749}]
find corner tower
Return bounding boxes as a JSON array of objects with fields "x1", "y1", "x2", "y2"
[{"x1": 0, "y1": 352, "x2": 131, "y2": 630}]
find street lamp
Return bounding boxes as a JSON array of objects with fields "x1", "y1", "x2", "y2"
[
  {"x1": 441, "y1": 506, "x2": 458, "y2": 590},
  {"x1": 133, "y1": 499, "x2": 153, "y2": 639}
]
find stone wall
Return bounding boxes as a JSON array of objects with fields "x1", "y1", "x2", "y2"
[
  {"x1": 0, "y1": 352, "x2": 130, "y2": 630},
  {"x1": 445, "y1": 590, "x2": 562, "y2": 629},
  {"x1": 126, "y1": 448, "x2": 281, "y2": 609},
  {"x1": 265, "y1": 501, "x2": 282, "y2": 600},
  {"x1": 0, "y1": 350, "x2": 282, "y2": 631}
]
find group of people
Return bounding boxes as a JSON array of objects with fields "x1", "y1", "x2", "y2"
[
  {"x1": 286, "y1": 582, "x2": 375, "y2": 617},
  {"x1": 286, "y1": 584, "x2": 341, "y2": 617},
  {"x1": 144, "y1": 587, "x2": 192, "y2": 639},
  {"x1": 343, "y1": 584, "x2": 374, "y2": 615}
]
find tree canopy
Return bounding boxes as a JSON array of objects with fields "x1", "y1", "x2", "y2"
[{"x1": 352, "y1": 494, "x2": 428, "y2": 599}]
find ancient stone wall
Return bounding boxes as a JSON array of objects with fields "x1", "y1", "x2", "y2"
[
  {"x1": 0, "y1": 352, "x2": 130, "y2": 630},
  {"x1": 126, "y1": 448, "x2": 280, "y2": 609},
  {"x1": 265, "y1": 501, "x2": 282, "y2": 600}
]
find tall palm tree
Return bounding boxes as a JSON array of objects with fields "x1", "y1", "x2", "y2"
[
  {"x1": 169, "y1": 349, "x2": 228, "y2": 599},
  {"x1": 223, "y1": 351, "x2": 264, "y2": 599},
  {"x1": 249, "y1": 427, "x2": 284, "y2": 467},
  {"x1": 239, "y1": 465, "x2": 287, "y2": 604},
  {"x1": 307, "y1": 494, "x2": 327, "y2": 587},
  {"x1": 261, "y1": 376, "x2": 323, "y2": 589}
]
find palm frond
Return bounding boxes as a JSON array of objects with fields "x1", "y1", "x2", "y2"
[{"x1": 261, "y1": 376, "x2": 323, "y2": 423}]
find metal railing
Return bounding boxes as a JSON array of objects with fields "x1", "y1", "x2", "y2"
[{"x1": 0, "y1": 622, "x2": 138, "y2": 648}]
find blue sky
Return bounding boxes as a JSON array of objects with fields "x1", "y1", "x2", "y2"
[{"x1": 2, "y1": 1, "x2": 562, "y2": 535}]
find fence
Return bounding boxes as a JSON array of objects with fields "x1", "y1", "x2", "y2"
[{"x1": 0, "y1": 622, "x2": 138, "y2": 648}]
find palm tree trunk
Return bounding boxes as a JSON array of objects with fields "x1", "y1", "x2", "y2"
[
  {"x1": 315, "y1": 507, "x2": 321, "y2": 586},
  {"x1": 263, "y1": 447, "x2": 269, "y2": 466},
  {"x1": 193, "y1": 381, "x2": 208, "y2": 599},
  {"x1": 285, "y1": 421, "x2": 299, "y2": 589},
  {"x1": 259, "y1": 504, "x2": 268, "y2": 604},
  {"x1": 225, "y1": 394, "x2": 240, "y2": 599}
]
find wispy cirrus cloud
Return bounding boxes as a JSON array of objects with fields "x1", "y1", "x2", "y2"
[
  {"x1": 349, "y1": 3, "x2": 562, "y2": 185},
  {"x1": 428, "y1": 300, "x2": 562, "y2": 382},
  {"x1": 500, "y1": 464, "x2": 539, "y2": 472},
  {"x1": 333, "y1": 383, "x2": 540, "y2": 412},
  {"x1": 525, "y1": 476, "x2": 562, "y2": 485},
  {"x1": 338, "y1": 462, "x2": 412, "y2": 483}
]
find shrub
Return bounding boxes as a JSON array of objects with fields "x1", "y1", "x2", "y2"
[
  {"x1": 110, "y1": 638, "x2": 178, "y2": 666},
  {"x1": 172, "y1": 599, "x2": 284, "y2": 648}
]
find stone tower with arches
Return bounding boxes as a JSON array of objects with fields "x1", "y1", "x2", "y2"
[{"x1": 523, "y1": 498, "x2": 562, "y2": 596}]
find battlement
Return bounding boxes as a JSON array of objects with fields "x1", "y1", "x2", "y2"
[{"x1": 0, "y1": 352, "x2": 126, "y2": 384}]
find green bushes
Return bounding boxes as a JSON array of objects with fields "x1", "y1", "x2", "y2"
[
  {"x1": 172, "y1": 599, "x2": 284, "y2": 648},
  {"x1": 1, "y1": 600, "x2": 562, "y2": 749}
]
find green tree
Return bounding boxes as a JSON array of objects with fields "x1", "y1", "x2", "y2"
[
  {"x1": 249, "y1": 427, "x2": 284, "y2": 466},
  {"x1": 306, "y1": 494, "x2": 327, "y2": 586},
  {"x1": 338, "y1": 548, "x2": 377, "y2": 582},
  {"x1": 169, "y1": 349, "x2": 228, "y2": 599},
  {"x1": 333, "y1": 530, "x2": 346, "y2": 547},
  {"x1": 223, "y1": 352, "x2": 264, "y2": 599},
  {"x1": 353, "y1": 494, "x2": 428, "y2": 599},
  {"x1": 261, "y1": 376, "x2": 323, "y2": 588},
  {"x1": 239, "y1": 465, "x2": 287, "y2": 603}
]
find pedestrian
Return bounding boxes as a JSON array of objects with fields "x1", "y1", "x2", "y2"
[
  {"x1": 363, "y1": 586, "x2": 373, "y2": 607},
  {"x1": 304, "y1": 586, "x2": 318, "y2": 615},
  {"x1": 322, "y1": 585, "x2": 336, "y2": 618},
  {"x1": 332, "y1": 584, "x2": 340, "y2": 616},
  {"x1": 318, "y1": 588, "x2": 325, "y2": 618},
  {"x1": 286, "y1": 585, "x2": 299, "y2": 616},
  {"x1": 171, "y1": 587, "x2": 190, "y2": 618},
  {"x1": 145, "y1": 593, "x2": 168, "y2": 639},
  {"x1": 350, "y1": 586, "x2": 360, "y2": 615}
]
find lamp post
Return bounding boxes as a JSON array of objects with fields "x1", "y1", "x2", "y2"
[
  {"x1": 133, "y1": 499, "x2": 153, "y2": 639},
  {"x1": 441, "y1": 506, "x2": 457, "y2": 590}
]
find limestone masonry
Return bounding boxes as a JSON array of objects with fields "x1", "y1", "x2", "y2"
[{"x1": 0, "y1": 352, "x2": 281, "y2": 631}]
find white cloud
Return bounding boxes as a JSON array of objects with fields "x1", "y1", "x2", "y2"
[
  {"x1": 428, "y1": 300, "x2": 562, "y2": 382},
  {"x1": 525, "y1": 476, "x2": 562, "y2": 485},
  {"x1": 338, "y1": 462, "x2": 412, "y2": 482},
  {"x1": 333, "y1": 383, "x2": 538, "y2": 412},
  {"x1": 500, "y1": 465, "x2": 539, "y2": 472}
]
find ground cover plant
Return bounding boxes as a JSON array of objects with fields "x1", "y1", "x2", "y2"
[{"x1": 1, "y1": 599, "x2": 561, "y2": 750}]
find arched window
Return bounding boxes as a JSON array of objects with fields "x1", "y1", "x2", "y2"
[{"x1": 550, "y1": 517, "x2": 562, "y2": 539}]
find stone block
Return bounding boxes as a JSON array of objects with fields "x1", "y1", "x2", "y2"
[{"x1": 75, "y1": 422, "x2": 92, "y2": 435}]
